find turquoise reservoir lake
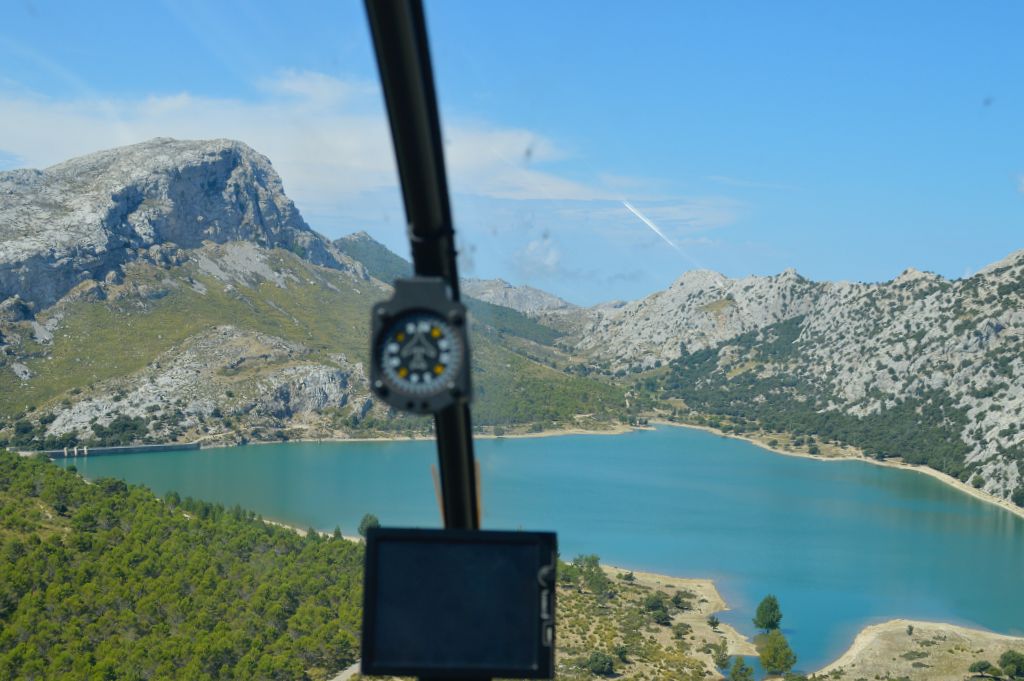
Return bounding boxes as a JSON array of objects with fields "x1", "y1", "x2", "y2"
[{"x1": 59, "y1": 425, "x2": 1024, "y2": 671}]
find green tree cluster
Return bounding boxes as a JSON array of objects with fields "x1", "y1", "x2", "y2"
[
  {"x1": 969, "y1": 660, "x2": 998, "y2": 676},
  {"x1": 0, "y1": 450, "x2": 363, "y2": 680},
  {"x1": 705, "y1": 640, "x2": 729, "y2": 669},
  {"x1": 753, "y1": 594, "x2": 783, "y2": 631},
  {"x1": 729, "y1": 656, "x2": 754, "y2": 681},
  {"x1": 671, "y1": 589, "x2": 693, "y2": 610},
  {"x1": 357, "y1": 512, "x2": 380, "y2": 537},
  {"x1": 758, "y1": 629, "x2": 797, "y2": 674},
  {"x1": 657, "y1": 315, "x2": 980, "y2": 485},
  {"x1": 586, "y1": 651, "x2": 615, "y2": 676},
  {"x1": 558, "y1": 554, "x2": 614, "y2": 599},
  {"x1": 999, "y1": 649, "x2": 1024, "y2": 677}
]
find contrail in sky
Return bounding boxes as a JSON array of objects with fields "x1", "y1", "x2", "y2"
[
  {"x1": 623, "y1": 200, "x2": 684, "y2": 254},
  {"x1": 622, "y1": 200, "x2": 704, "y2": 269}
]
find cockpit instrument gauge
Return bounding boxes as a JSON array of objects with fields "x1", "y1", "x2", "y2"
[{"x1": 370, "y1": 277, "x2": 471, "y2": 414}]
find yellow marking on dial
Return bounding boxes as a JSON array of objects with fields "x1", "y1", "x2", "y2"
[
  {"x1": 433, "y1": 364, "x2": 444, "y2": 375},
  {"x1": 396, "y1": 331, "x2": 406, "y2": 342},
  {"x1": 398, "y1": 367, "x2": 409, "y2": 378},
  {"x1": 430, "y1": 327, "x2": 442, "y2": 339}
]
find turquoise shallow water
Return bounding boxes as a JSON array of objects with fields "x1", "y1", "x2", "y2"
[{"x1": 58, "y1": 425, "x2": 1024, "y2": 671}]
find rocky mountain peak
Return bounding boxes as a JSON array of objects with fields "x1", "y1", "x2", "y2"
[
  {"x1": 977, "y1": 249, "x2": 1024, "y2": 277},
  {"x1": 892, "y1": 267, "x2": 943, "y2": 286},
  {"x1": 778, "y1": 267, "x2": 803, "y2": 280},
  {"x1": 460, "y1": 277, "x2": 576, "y2": 314},
  {"x1": 0, "y1": 138, "x2": 356, "y2": 310},
  {"x1": 336, "y1": 230, "x2": 374, "y2": 244},
  {"x1": 669, "y1": 269, "x2": 728, "y2": 291}
]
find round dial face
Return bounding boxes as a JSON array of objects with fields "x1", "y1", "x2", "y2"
[{"x1": 377, "y1": 311, "x2": 463, "y2": 397}]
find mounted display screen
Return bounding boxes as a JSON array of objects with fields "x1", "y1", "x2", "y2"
[{"x1": 361, "y1": 528, "x2": 557, "y2": 679}]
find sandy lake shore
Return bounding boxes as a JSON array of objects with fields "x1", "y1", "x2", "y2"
[
  {"x1": 817, "y1": 619, "x2": 1024, "y2": 680},
  {"x1": 195, "y1": 421, "x2": 634, "y2": 450},
  {"x1": 263, "y1": 518, "x2": 363, "y2": 543},
  {"x1": 650, "y1": 419, "x2": 1024, "y2": 522},
  {"x1": 602, "y1": 564, "x2": 757, "y2": 659}
]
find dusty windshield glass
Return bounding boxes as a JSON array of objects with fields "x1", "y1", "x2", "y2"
[{"x1": 426, "y1": 1, "x2": 1024, "y2": 676}]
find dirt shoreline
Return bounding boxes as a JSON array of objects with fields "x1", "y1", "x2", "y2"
[
  {"x1": 602, "y1": 564, "x2": 757, "y2": 659},
  {"x1": 196, "y1": 422, "x2": 634, "y2": 450},
  {"x1": 650, "y1": 419, "x2": 1024, "y2": 522},
  {"x1": 57, "y1": 409, "x2": 1020, "y2": 522},
  {"x1": 263, "y1": 518, "x2": 363, "y2": 543},
  {"x1": 136, "y1": 412, "x2": 1024, "y2": 522},
  {"x1": 817, "y1": 619, "x2": 1024, "y2": 679}
]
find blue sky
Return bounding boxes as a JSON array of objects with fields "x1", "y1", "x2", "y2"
[{"x1": 1, "y1": 0, "x2": 1022, "y2": 305}]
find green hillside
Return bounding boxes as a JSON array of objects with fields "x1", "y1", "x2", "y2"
[
  {"x1": 0, "y1": 249, "x2": 371, "y2": 416},
  {"x1": 0, "y1": 450, "x2": 727, "y2": 680},
  {"x1": 333, "y1": 231, "x2": 412, "y2": 284},
  {"x1": 466, "y1": 298, "x2": 563, "y2": 346},
  {"x1": 0, "y1": 450, "x2": 363, "y2": 680},
  {"x1": 335, "y1": 231, "x2": 563, "y2": 346},
  {"x1": 0, "y1": 242, "x2": 622, "y2": 446}
]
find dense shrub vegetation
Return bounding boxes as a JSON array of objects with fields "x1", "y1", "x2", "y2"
[
  {"x1": 657, "y1": 317, "x2": 975, "y2": 480},
  {"x1": 0, "y1": 450, "x2": 363, "y2": 680}
]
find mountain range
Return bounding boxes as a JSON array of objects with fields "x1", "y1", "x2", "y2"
[{"x1": 0, "y1": 138, "x2": 1021, "y2": 506}]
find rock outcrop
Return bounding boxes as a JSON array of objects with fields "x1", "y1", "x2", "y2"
[
  {"x1": 0, "y1": 137, "x2": 361, "y2": 309},
  {"x1": 571, "y1": 254, "x2": 1024, "y2": 502},
  {"x1": 44, "y1": 326, "x2": 380, "y2": 445},
  {"x1": 461, "y1": 278, "x2": 576, "y2": 314}
]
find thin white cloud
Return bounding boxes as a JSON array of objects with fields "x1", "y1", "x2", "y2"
[
  {"x1": 0, "y1": 70, "x2": 620, "y2": 209},
  {"x1": 556, "y1": 197, "x2": 740, "y2": 235},
  {"x1": 0, "y1": 70, "x2": 756, "y2": 302},
  {"x1": 255, "y1": 69, "x2": 375, "y2": 108},
  {"x1": 636, "y1": 199, "x2": 741, "y2": 232},
  {"x1": 512, "y1": 237, "x2": 564, "y2": 280}
]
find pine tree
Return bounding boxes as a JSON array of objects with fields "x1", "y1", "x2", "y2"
[
  {"x1": 753, "y1": 594, "x2": 783, "y2": 631},
  {"x1": 759, "y1": 629, "x2": 797, "y2": 674},
  {"x1": 358, "y1": 512, "x2": 381, "y2": 537},
  {"x1": 729, "y1": 657, "x2": 754, "y2": 681}
]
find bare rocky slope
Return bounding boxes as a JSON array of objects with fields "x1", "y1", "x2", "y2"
[
  {"x1": 0, "y1": 139, "x2": 622, "y2": 450},
  {"x1": 461, "y1": 278, "x2": 576, "y2": 314},
  {"x1": 559, "y1": 256, "x2": 1024, "y2": 504},
  {"x1": 0, "y1": 138, "x2": 360, "y2": 310}
]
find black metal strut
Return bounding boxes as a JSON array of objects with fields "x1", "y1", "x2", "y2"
[{"x1": 365, "y1": 0, "x2": 480, "y2": 531}]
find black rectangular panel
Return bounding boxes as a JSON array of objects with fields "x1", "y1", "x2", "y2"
[{"x1": 362, "y1": 528, "x2": 556, "y2": 678}]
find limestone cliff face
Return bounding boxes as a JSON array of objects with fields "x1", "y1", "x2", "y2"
[
  {"x1": 573, "y1": 268, "x2": 817, "y2": 367},
  {"x1": 0, "y1": 140, "x2": 613, "y2": 448},
  {"x1": 0, "y1": 137, "x2": 359, "y2": 309},
  {"x1": 44, "y1": 326, "x2": 377, "y2": 445}
]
